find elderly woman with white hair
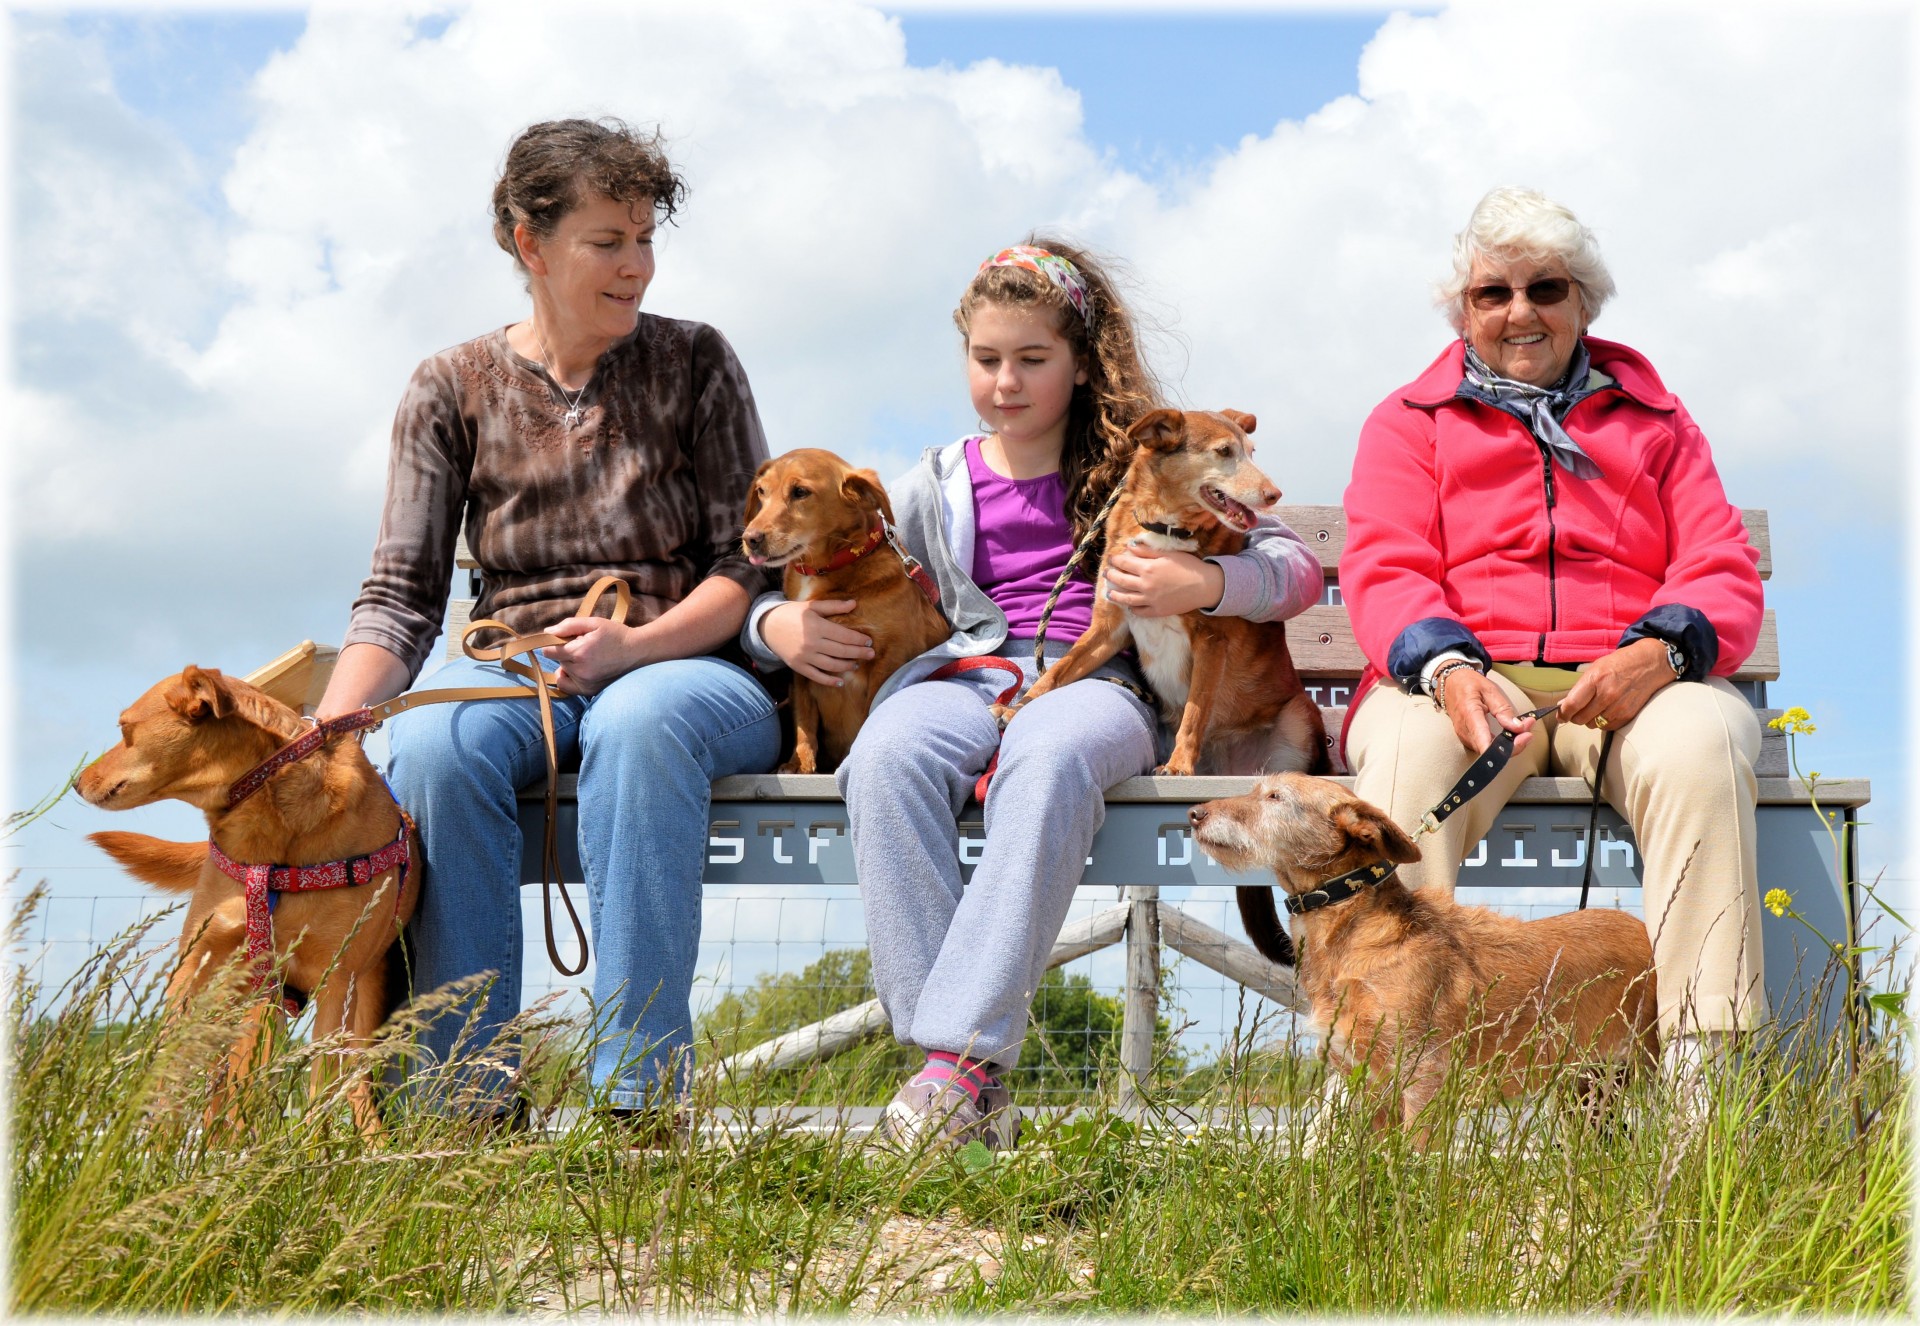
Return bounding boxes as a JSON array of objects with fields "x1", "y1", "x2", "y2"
[{"x1": 1339, "y1": 187, "x2": 1767, "y2": 1081}]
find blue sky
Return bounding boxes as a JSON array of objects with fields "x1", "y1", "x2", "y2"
[{"x1": 7, "y1": 2, "x2": 1909, "y2": 1026}]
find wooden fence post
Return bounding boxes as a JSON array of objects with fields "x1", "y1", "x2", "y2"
[{"x1": 1117, "y1": 883, "x2": 1161, "y2": 1114}]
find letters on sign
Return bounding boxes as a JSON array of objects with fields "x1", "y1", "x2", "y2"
[
  {"x1": 709, "y1": 819, "x2": 744, "y2": 865},
  {"x1": 1158, "y1": 824, "x2": 1193, "y2": 867},
  {"x1": 704, "y1": 808, "x2": 1641, "y2": 877}
]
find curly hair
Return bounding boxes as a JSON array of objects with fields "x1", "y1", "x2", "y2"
[
  {"x1": 491, "y1": 117, "x2": 690, "y2": 271},
  {"x1": 953, "y1": 235, "x2": 1164, "y2": 564}
]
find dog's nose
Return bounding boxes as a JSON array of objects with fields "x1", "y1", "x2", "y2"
[
  {"x1": 1188, "y1": 806, "x2": 1209, "y2": 829},
  {"x1": 743, "y1": 530, "x2": 766, "y2": 554},
  {"x1": 1260, "y1": 483, "x2": 1281, "y2": 506}
]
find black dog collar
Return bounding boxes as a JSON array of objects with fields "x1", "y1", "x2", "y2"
[
  {"x1": 1285, "y1": 861, "x2": 1400, "y2": 915},
  {"x1": 1139, "y1": 519, "x2": 1196, "y2": 540}
]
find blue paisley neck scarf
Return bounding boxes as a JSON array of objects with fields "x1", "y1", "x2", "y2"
[{"x1": 1458, "y1": 340, "x2": 1603, "y2": 480}]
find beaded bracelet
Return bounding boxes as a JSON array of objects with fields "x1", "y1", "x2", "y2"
[{"x1": 1428, "y1": 659, "x2": 1481, "y2": 714}]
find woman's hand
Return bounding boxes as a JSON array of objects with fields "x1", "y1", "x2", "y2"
[
  {"x1": 761, "y1": 600, "x2": 873, "y2": 687},
  {"x1": 1438, "y1": 666, "x2": 1538, "y2": 757},
  {"x1": 1556, "y1": 638, "x2": 1675, "y2": 730},
  {"x1": 1104, "y1": 545, "x2": 1225, "y2": 618},
  {"x1": 543, "y1": 616, "x2": 647, "y2": 695}
]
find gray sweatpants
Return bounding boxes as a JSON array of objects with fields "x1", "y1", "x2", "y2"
[{"x1": 837, "y1": 642, "x2": 1158, "y2": 1068}]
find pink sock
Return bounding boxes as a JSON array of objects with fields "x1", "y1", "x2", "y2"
[{"x1": 914, "y1": 1050, "x2": 998, "y2": 1102}]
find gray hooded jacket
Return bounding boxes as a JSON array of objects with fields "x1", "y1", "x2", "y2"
[{"x1": 741, "y1": 438, "x2": 1325, "y2": 713}]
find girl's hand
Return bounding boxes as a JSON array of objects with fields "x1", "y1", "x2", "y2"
[
  {"x1": 1438, "y1": 666, "x2": 1537, "y2": 757},
  {"x1": 1104, "y1": 545, "x2": 1225, "y2": 618},
  {"x1": 762, "y1": 600, "x2": 873, "y2": 687},
  {"x1": 543, "y1": 616, "x2": 647, "y2": 695},
  {"x1": 1556, "y1": 638, "x2": 1675, "y2": 730}
]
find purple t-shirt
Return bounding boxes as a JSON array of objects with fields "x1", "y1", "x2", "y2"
[{"x1": 966, "y1": 435, "x2": 1094, "y2": 641}]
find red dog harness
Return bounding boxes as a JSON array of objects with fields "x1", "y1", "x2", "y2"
[{"x1": 209, "y1": 810, "x2": 415, "y2": 1016}]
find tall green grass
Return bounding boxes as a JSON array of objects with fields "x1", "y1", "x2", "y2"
[{"x1": 8, "y1": 884, "x2": 1909, "y2": 1315}]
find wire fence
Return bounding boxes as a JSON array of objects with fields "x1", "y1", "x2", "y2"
[{"x1": 10, "y1": 867, "x2": 1643, "y2": 1106}]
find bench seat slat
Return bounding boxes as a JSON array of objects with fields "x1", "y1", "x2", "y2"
[{"x1": 529, "y1": 772, "x2": 1865, "y2": 809}]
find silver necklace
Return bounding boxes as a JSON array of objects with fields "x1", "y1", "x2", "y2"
[{"x1": 537, "y1": 333, "x2": 591, "y2": 428}]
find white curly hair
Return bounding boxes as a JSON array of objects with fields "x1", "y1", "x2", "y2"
[{"x1": 1435, "y1": 187, "x2": 1616, "y2": 335}]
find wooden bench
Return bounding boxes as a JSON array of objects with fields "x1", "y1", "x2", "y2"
[{"x1": 252, "y1": 507, "x2": 1865, "y2": 1098}]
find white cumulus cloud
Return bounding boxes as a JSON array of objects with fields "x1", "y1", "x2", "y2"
[{"x1": 9, "y1": 0, "x2": 1909, "y2": 884}]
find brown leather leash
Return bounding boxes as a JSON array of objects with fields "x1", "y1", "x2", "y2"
[{"x1": 229, "y1": 576, "x2": 634, "y2": 977}]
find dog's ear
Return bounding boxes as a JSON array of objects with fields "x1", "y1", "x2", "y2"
[
  {"x1": 166, "y1": 666, "x2": 233, "y2": 724},
  {"x1": 1220, "y1": 409, "x2": 1257, "y2": 436},
  {"x1": 743, "y1": 458, "x2": 777, "y2": 526},
  {"x1": 1127, "y1": 408, "x2": 1187, "y2": 452},
  {"x1": 842, "y1": 468, "x2": 895, "y2": 525},
  {"x1": 1331, "y1": 797, "x2": 1422, "y2": 865}
]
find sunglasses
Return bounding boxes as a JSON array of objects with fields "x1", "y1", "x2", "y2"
[{"x1": 1468, "y1": 277, "x2": 1573, "y2": 310}]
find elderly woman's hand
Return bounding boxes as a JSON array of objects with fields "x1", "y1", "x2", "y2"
[
  {"x1": 1438, "y1": 666, "x2": 1539, "y2": 757},
  {"x1": 1556, "y1": 638, "x2": 1675, "y2": 730},
  {"x1": 1104, "y1": 545, "x2": 1225, "y2": 618}
]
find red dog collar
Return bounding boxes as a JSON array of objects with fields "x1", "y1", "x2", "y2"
[
  {"x1": 794, "y1": 521, "x2": 887, "y2": 578},
  {"x1": 795, "y1": 520, "x2": 944, "y2": 609}
]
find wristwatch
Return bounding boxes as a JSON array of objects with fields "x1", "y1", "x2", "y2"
[{"x1": 1664, "y1": 641, "x2": 1687, "y2": 680}]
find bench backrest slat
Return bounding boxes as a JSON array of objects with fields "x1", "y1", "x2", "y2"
[
  {"x1": 448, "y1": 507, "x2": 1778, "y2": 681},
  {"x1": 452, "y1": 507, "x2": 1773, "y2": 580}
]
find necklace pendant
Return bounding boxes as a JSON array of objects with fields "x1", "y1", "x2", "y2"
[{"x1": 564, "y1": 406, "x2": 583, "y2": 429}]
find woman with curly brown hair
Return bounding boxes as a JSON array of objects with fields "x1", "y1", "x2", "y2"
[
  {"x1": 745, "y1": 238, "x2": 1323, "y2": 1150},
  {"x1": 320, "y1": 118, "x2": 780, "y2": 1131}
]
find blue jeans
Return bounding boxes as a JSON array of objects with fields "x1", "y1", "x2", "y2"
[{"x1": 386, "y1": 654, "x2": 779, "y2": 1112}]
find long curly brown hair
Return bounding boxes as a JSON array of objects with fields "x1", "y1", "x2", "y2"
[{"x1": 953, "y1": 235, "x2": 1165, "y2": 567}]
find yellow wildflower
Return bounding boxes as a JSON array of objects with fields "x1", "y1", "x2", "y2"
[
  {"x1": 1764, "y1": 888, "x2": 1792, "y2": 917},
  {"x1": 1768, "y1": 706, "x2": 1816, "y2": 735}
]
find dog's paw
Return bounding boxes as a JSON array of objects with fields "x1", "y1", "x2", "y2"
[
  {"x1": 1153, "y1": 761, "x2": 1196, "y2": 778},
  {"x1": 989, "y1": 702, "x2": 1021, "y2": 726},
  {"x1": 778, "y1": 755, "x2": 817, "y2": 775}
]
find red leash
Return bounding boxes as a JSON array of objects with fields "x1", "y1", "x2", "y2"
[{"x1": 925, "y1": 655, "x2": 1025, "y2": 802}]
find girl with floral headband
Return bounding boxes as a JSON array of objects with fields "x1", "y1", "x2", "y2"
[{"x1": 743, "y1": 237, "x2": 1323, "y2": 1149}]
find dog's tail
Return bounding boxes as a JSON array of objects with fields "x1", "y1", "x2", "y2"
[
  {"x1": 88, "y1": 832, "x2": 205, "y2": 892},
  {"x1": 1236, "y1": 885, "x2": 1297, "y2": 966}
]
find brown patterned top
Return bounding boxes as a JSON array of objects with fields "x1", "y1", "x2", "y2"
[{"x1": 344, "y1": 315, "x2": 772, "y2": 681}]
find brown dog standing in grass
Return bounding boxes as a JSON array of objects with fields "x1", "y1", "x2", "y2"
[
  {"x1": 76, "y1": 666, "x2": 416, "y2": 1136},
  {"x1": 1191, "y1": 773, "x2": 1658, "y2": 1144},
  {"x1": 1012, "y1": 408, "x2": 1327, "y2": 777},
  {"x1": 742, "y1": 448, "x2": 949, "y2": 773}
]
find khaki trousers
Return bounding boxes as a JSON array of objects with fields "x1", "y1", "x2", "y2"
[{"x1": 1346, "y1": 672, "x2": 1766, "y2": 1035}]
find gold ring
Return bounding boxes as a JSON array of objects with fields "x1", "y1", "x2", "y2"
[{"x1": 1595, "y1": 715, "x2": 1609, "y2": 729}]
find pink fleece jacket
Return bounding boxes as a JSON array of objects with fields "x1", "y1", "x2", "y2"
[{"x1": 1340, "y1": 337, "x2": 1763, "y2": 714}]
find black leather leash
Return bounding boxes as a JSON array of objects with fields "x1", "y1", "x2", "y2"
[
  {"x1": 1413, "y1": 702, "x2": 1614, "y2": 912},
  {"x1": 1576, "y1": 728, "x2": 1618, "y2": 911}
]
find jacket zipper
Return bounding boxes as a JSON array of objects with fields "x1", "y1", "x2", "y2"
[{"x1": 1538, "y1": 441, "x2": 1557, "y2": 664}]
